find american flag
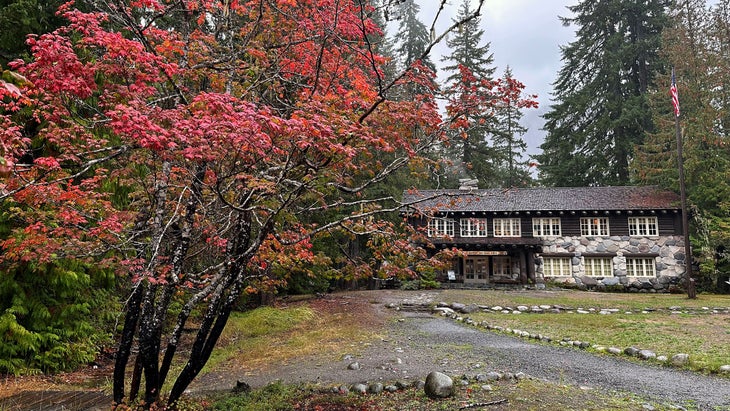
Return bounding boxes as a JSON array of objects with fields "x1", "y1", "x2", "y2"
[{"x1": 670, "y1": 68, "x2": 680, "y2": 117}]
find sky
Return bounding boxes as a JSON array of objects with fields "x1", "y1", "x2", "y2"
[{"x1": 417, "y1": 0, "x2": 579, "y2": 161}]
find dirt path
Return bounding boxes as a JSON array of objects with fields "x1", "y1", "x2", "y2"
[{"x1": 193, "y1": 290, "x2": 730, "y2": 410}]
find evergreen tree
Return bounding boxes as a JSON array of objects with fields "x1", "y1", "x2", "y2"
[
  {"x1": 536, "y1": 0, "x2": 670, "y2": 187},
  {"x1": 393, "y1": 0, "x2": 435, "y2": 71},
  {"x1": 636, "y1": 0, "x2": 730, "y2": 291},
  {"x1": 491, "y1": 67, "x2": 533, "y2": 187},
  {"x1": 441, "y1": 0, "x2": 495, "y2": 84},
  {"x1": 366, "y1": 0, "x2": 399, "y2": 87},
  {"x1": 0, "y1": 0, "x2": 68, "y2": 66},
  {"x1": 440, "y1": 0, "x2": 498, "y2": 187},
  {"x1": 390, "y1": 0, "x2": 437, "y2": 102}
]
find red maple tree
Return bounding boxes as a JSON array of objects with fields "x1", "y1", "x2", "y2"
[{"x1": 0, "y1": 0, "x2": 541, "y2": 407}]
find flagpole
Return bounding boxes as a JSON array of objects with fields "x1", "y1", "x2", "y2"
[{"x1": 672, "y1": 69, "x2": 695, "y2": 299}]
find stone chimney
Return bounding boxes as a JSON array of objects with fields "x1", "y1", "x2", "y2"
[{"x1": 458, "y1": 178, "x2": 479, "y2": 190}]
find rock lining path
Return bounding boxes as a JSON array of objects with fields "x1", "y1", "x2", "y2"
[{"x1": 193, "y1": 291, "x2": 730, "y2": 410}]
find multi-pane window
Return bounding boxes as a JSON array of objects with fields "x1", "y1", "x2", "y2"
[
  {"x1": 464, "y1": 257, "x2": 488, "y2": 280},
  {"x1": 628, "y1": 216, "x2": 658, "y2": 236},
  {"x1": 543, "y1": 257, "x2": 571, "y2": 276},
  {"x1": 584, "y1": 257, "x2": 613, "y2": 277},
  {"x1": 460, "y1": 218, "x2": 488, "y2": 237},
  {"x1": 427, "y1": 218, "x2": 454, "y2": 237},
  {"x1": 493, "y1": 218, "x2": 521, "y2": 237},
  {"x1": 580, "y1": 217, "x2": 610, "y2": 236},
  {"x1": 626, "y1": 257, "x2": 656, "y2": 277},
  {"x1": 532, "y1": 217, "x2": 561, "y2": 237},
  {"x1": 492, "y1": 256, "x2": 512, "y2": 277}
]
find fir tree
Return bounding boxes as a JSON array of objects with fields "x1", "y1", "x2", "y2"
[
  {"x1": 440, "y1": 0, "x2": 498, "y2": 187},
  {"x1": 491, "y1": 67, "x2": 533, "y2": 187},
  {"x1": 536, "y1": 0, "x2": 670, "y2": 186},
  {"x1": 393, "y1": 0, "x2": 435, "y2": 71},
  {"x1": 636, "y1": 0, "x2": 730, "y2": 291}
]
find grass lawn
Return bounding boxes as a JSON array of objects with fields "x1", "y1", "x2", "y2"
[
  {"x1": 439, "y1": 289, "x2": 730, "y2": 373},
  {"x1": 197, "y1": 289, "x2": 730, "y2": 410}
]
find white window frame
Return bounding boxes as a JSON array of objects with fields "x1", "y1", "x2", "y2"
[
  {"x1": 532, "y1": 217, "x2": 561, "y2": 237},
  {"x1": 460, "y1": 218, "x2": 488, "y2": 237},
  {"x1": 492, "y1": 256, "x2": 512, "y2": 277},
  {"x1": 580, "y1": 217, "x2": 610, "y2": 236},
  {"x1": 626, "y1": 257, "x2": 656, "y2": 277},
  {"x1": 628, "y1": 216, "x2": 658, "y2": 237},
  {"x1": 584, "y1": 257, "x2": 613, "y2": 277},
  {"x1": 493, "y1": 218, "x2": 521, "y2": 237},
  {"x1": 427, "y1": 218, "x2": 454, "y2": 237},
  {"x1": 543, "y1": 257, "x2": 571, "y2": 276}
]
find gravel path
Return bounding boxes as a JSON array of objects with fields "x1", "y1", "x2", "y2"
[
  {"x1": 192, "y1": 291, "x2": 730, "y2": 409},
  {"x1": 408, "y1": 314, "x2": 730, "y2": 409}
]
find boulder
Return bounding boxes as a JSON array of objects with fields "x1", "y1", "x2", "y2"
[
  {"x1": 351, "y1": 383, "x2": 368, "y2": 394},
  {"x1": 624, "y1": 347, "x2": 641, "y2": 357},
  {"x1": 671, "y1": 353, "x2": 689, "y2": 366},
  {"x1": 580, "y1": 276, "x2": 598, "y2": 287},
  {"x1": 368, "y1": 383, "x2": 384, "y2": 394},
  {"x1": 424, "y1": 371, "x2": 454, "y2": 398},
  {"x1": 638, "y1": 350, "x2": 656, "y2": 360}
]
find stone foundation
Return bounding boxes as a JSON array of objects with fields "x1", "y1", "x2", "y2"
[{"x1": 536, "y1": 235, "x2": 687, "y2": 293}]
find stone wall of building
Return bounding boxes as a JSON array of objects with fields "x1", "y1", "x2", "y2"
[{"x1": 535, "y1": 235, "x2": 687, "y2": 293}]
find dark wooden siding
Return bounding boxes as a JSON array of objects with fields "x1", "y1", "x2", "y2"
[{"x1": 409, "y1": 210, "x2": 683, "y2": 242}]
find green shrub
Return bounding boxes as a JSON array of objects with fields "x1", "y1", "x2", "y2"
[
  {"x1": 0, "y1": 260, "x2": 118, "y2": 374},
  {"x1": 212, "y1": 381, "x2": 299, "y2": 410}
]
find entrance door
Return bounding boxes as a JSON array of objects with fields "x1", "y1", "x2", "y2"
[{"x1": 464, "y1": 257, "x2": 489, "y2": 284}]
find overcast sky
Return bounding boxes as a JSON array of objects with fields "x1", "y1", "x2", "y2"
[{"x1": 418, "y1": 0, "x2": 579, "y2": 161}]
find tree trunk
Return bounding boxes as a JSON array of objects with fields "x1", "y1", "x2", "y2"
[
  {"x1": 167, "y1": 281, "x2": 242, "y2": 405},
  {"x1": 138, "y1": 285, "x2": 162, "y2": 407},
  {"x1": 128, "y1": 353, "x2": 143, "y2": 403},
  {"x1": 113, "y1": 283, "x2": 144, "y2": 405}
]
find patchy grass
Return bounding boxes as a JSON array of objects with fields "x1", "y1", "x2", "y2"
[
  {"x1": 4, "y1": 289, "x2": 728, "y2": 409},
  {"x1": 469, "y1": 312, "x2": 730, "y2": 372},
  {"x1": 439, "y1": 289, "x2": 730, "y2": 312},
  {"x1": 202, "y1": 298, "x2": 382, "y2": 376},
  {"x1": 438, "y1": 289, "x2": 730, "y2": 373},
  {"x1": 207, "y1": 378, "x2": 699, "y2": 410}
]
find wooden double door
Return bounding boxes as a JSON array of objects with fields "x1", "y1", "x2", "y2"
[{"x1": 463, "y1": 255, "x2": 513, "y2": 284}]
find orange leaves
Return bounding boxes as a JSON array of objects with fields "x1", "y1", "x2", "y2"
[
  {"x1": 0, "y1": 0, "x2": 458, "y2": 295},
  {"x1": 445, "y1": 64, "x2": 539, "y2": 130}
]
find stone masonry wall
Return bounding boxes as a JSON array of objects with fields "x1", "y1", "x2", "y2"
[{"x1": 535, "y1": 235, "x2": 687, "y2": 293}]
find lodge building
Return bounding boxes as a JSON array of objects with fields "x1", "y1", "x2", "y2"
[{"x1": 402, "y1": 186, "x2": 688, "y2": 292}]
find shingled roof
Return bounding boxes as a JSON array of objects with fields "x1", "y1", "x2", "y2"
[{"x1": 402, "y1": 186, "x2": 681, "y2": 213}]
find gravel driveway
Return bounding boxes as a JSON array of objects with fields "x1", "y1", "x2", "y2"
[{"x1": 192, "y1": 291, "x2": 730, "y2": 409}]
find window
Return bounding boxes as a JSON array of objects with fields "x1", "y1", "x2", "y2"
[
  {"x1": 543, "y1": 257, "x2": 571, "y2": 276},
  {"x1": 533, "y1": 217, "x2": 561, "y2": 237},
  {"x1": 460, "y1": 218, "x2": 488, "y2": 237},
  {"x1": 493, "y1": 218, "x2": 521, "y2": 237},
  {"x1": 580, "y1": 217, "x2": 610, "y2": 236},
  {"x1": 427, "y1": 218, "x2": 454, "y2": 237},
  {"x1": 626, "y1": 257, "x2": 656, "y2": 277},
  {"x1": 492, "y1": 256, "x2": 512, "y2": 277},
  {"x1": 628, "y1": 216, "x2": 658, "y2": 237},
  {"x1": 584, "y1": 257, "x2": 613, "y2": 277}
]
